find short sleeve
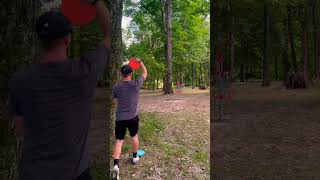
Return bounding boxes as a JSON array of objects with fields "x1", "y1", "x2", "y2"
[{"x1": 135, "y1": 76, "x2": 144, "y2": 89}]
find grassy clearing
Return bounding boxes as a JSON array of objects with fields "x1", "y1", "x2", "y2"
[
  {"x1": 90, "y1": 88, "x2": 209, "y2": 179},
  {"x1": 110, "y1": 111, "x2": 209, "y2": 179}
]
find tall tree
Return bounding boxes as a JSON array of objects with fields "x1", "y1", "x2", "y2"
[
  {"x1": 229, "y1": 23, "x2": 235, "y2": 81},
  {"x1": 109, "y1": 0, "x2": 124, "y2": 145},
  {"x1": 163, "y1": 0, "x2": 173, "y2": 94},
  {"x1": 192, "y1": 63, "x2": 196, "y2": 89},
  {"x1": 0, "y1": 1, "x2": 39, "y2": 179},
  {"x1": 282, "y1": 17, "x2": 290, "y2": 86},
  {"x1": 111, "y1": 0, "x2": 124, "y2": 84},
  {"x1": 300, "y1": 2, "x2": 309, "y2": 85},
  {"x1": 288, "y1": 5, "x2": 298, "y2": 74},
  {"x1": 262, "y1": 0, "x2": 272, "y2": 86},
  {"x1": 312, "y1": 0, "x2": 320, "y2": 79}
]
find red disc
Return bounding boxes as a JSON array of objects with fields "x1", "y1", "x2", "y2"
[
  {"x1": 129, "y1": 57, "x2": 141, "y2": 70},
  {"x1": 60, "y1": 0, "x2": 97, "y2": 26}
]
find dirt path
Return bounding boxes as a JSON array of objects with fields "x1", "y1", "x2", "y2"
[
  {"x1": 139, "y1": 89, "x2": 210, "y2": 116},
  {"x1": 212, "y1": 82, "x2": 320, "y2": 179},
  {"x1": 112, "y1": 88, "x2": 210, "y2": 179}
]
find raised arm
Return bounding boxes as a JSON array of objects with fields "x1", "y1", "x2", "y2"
[
  {"x1": 79, "y1": 0, "x2": 111, "y2": 85},
  {"x1": 95, "y1": 0, "x2": 111, "y2": 49},
  {"x1": 138, "y1": 59, "x2": 148, "y2": 79}
]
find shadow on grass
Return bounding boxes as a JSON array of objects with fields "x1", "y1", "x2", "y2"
[{"x1": 91, "y1": 161, "x2": 108, "y2": 180}]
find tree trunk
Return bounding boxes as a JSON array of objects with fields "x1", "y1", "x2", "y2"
[
  {"x1": 229, "y1": 28, "x2": 235, "y2": 81},
  {"x1": 196, "y1": 65, "x2": 200, "y2": 87},
  {"x1": 283, "y1": 18, "x2": 290, "y2": 86},
  {"x1": 162, "y1": 76, "x2": 166, "y2": 91},
  {"x1": 240, "y1": 64, "x2": 244, "y2": 82},
  {"x1": 110, "y1": 0, "x2": 124, "y2": 85},
  {"x1": 203, "y1": 64, "x2": 206, "y2": 86},
  {"x1": 318, "y1": 33, "x2": 320, "y2": 79},
  {"x1": 301, "y1": 5, "x2": 309, "y2": 87},
  {"x1": 0, "y1": 1, "x2": 39, "y2": 179},
  {"x1": 192, "y1": 63, "x2": 196, "y2": 89},
  {"x1": 288, "y1": 6, "x2": 298, "y2": 74},
  {"x1": 245, "y1": 66, "x2": 248, "y2": 82},
  {"x1": 199, "y1": 63, "x2": 203, "y2": 85},
  {"x1": 204, "y1": 63, "x2": 208, "y2": 86},
  {"x1": 207, "y1": 62, "x2": 210, "y2": 86},
  {"x1": 274, "y1": 56, "x2": 278, "y2": 80},
  {"x1": 156, "y1": 77, "x2": 159, "y2": 89},
  {"x1": 250, "y1": 68, "x2": 254, "y2": 81},
  {"x1": 181, "y1": 73, "x2": 184, "y2": 84},
  {"x1": 312, "y1": 0, "x2": 320, "y2": 79},
  {"x1": 164, "y1": 0, "x2": 173, "y2": 94},
  {"x1": 262, "y1": 0, "x2": 272, "y2": 86}
]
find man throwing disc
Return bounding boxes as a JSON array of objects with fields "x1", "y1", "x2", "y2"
[
  {"x1": 111, "y1": 59, "x2": 148, "y2": 179},
  {"x1": 8, "y1": 1, "x2": 110, "y2": 180}
]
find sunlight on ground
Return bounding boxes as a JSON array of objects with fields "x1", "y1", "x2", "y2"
[
  {"x1": 140, "y1": 87, "x2": 210, "y2": 96},
  {"x1": 110, "y1": 87, "x2": 210, "y2": 179}
]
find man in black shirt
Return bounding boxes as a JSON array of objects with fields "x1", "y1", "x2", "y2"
[{"x1": 8, "y1": 1, "x2": 110, "y2": 180}]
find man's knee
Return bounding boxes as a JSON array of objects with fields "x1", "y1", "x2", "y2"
[
  {"x1": 131, "y1": 134, "x2": 138, "y2": 141},
  {"x1": 115, "y1": 139, "x2": 124, "y2": 144}
]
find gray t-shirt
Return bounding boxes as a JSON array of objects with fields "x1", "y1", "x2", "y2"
[
  {"x1": 112, "y1": 76, "x2": 144, "y2": 121},
  {"x1": 8, "y1": 44, "x2": 109, "y2": 180}
]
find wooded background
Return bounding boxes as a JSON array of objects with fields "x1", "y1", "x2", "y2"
[
  {"x1": 123, "y1": 0, "x2": 210, "y2": 93},
  {"x1": 213, "y1": 0, "x2": 320, "y2": 88}
]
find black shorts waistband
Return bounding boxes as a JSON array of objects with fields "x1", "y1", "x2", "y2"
[{"x1": 117, "y1": 115, "x2": 139, "y2": 122}]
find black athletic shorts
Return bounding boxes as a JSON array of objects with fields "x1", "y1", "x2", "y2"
[{"x1": 115, "y1": 115, "x2": 139, "y2": 140}]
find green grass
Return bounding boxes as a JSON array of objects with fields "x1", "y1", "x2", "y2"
[
  {"x1": 121, "y1": 144, "x2": 131, "y2": 154},
  {"x1": 91, "y1": 161, "x2": 109, "y2": 180},
  {"x1": 139, "y1": 113, "x2": 165, "y2": 143},
  {"x1": 193, "y1": 150, "x2": 209, "y2": 163},
  {"x1": 109, "y1": 110, "x2": 209, "y2": 179}
]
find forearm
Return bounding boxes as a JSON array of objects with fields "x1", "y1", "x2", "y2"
[
  {"x1": 140, "y1": 62, "x2": 148, "y2": 78},
  {"x1": 95, "y1": 1, "x2": 111, "y2": 48}
]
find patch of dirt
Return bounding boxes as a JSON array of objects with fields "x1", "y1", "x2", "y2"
[
  {"x1": 140, "y1": 89, "x2": 210, "y2": 117},
  {"x1": 212, "y1": 82, "x2": 320, "y2": 179}
]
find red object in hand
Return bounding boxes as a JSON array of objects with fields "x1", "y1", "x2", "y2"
[
  {"x1": 60, "y1": 0, "x2": 97, "y2": 26},
  {"x1": 129, "y1": 57, "x2": 141, "y2": 70}
]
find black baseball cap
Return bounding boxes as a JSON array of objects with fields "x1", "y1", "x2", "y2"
[
  {"x1": 121, "y1": 65, "x2": 133, "y2": 75},
  {"x1": 36, "y1": 11, "x2": 73, "y2": 40}
]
